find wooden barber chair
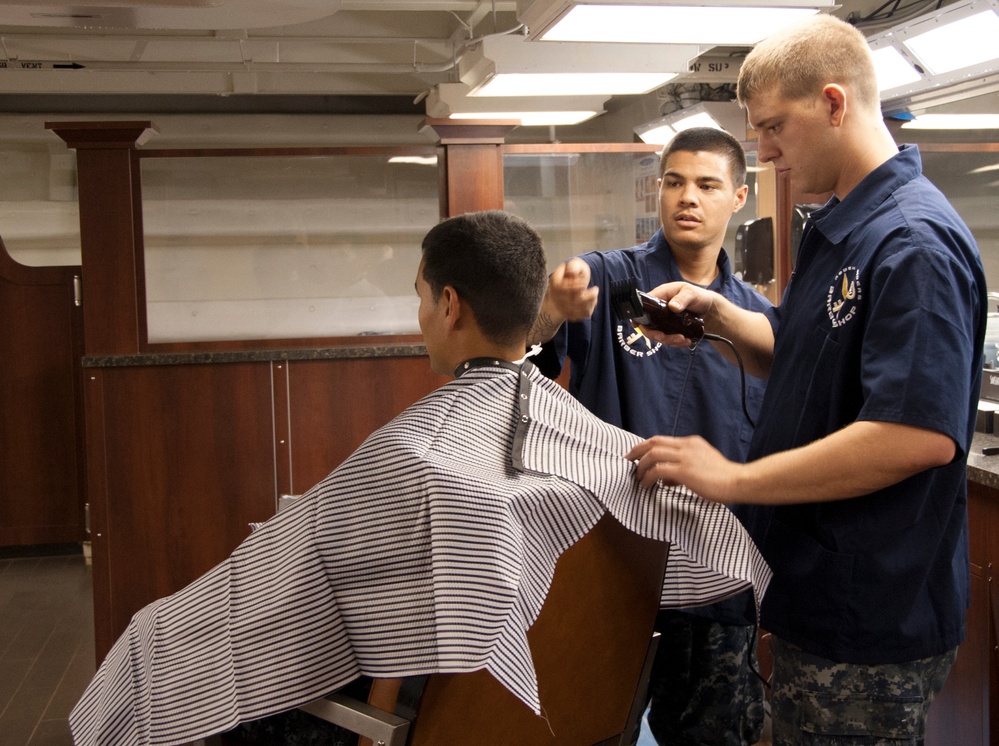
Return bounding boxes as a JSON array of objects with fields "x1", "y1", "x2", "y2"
[{"x1": 298, "y1": 512, "x2": 668, "y2": 746}]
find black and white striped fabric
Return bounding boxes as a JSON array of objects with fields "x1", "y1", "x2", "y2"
[{"x1": 70, "y1": 361, "x2": 771, "y2": 746}]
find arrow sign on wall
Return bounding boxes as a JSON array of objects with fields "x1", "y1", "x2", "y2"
[{"x1": 0, "y1": 61, "x2": 85, "y2": 69}]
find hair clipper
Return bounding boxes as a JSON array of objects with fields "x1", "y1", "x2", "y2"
[{"x1": 609, "y1": 278, "x2": 705, "y2": 340}]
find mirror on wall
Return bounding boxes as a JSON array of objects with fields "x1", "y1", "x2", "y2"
[
  {"x1": 4, "y1": 122, "x2": 999, "y2": 348},
  {"x1": 138, "y1": 153, "x2": 439, "y2": 343},
  {"x1": 503, "y1": 149, "x2": 759, "y2": 278}
]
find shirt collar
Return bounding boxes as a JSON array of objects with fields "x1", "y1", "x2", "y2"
[
  {"x1": 647, "y1": 227, "x2": 734, "y2": 291},
  {"x1": 811, "y1": 144, "x2": 922, "y2": 246}
]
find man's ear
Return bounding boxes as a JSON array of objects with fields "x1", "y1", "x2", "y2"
[
  {"x1": 821, "y1": 83, "x2": 847, "y2": 127},
  {"x1": 440, "y1": 285, "x2": 463, "y2": 331},
  {"x1": 732, "y1": 183, "x2": 749, "y2": 213}
]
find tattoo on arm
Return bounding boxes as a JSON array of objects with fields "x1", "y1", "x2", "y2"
[{"x1": 529, "y1": 311, "x2": 562, "y2": 345}]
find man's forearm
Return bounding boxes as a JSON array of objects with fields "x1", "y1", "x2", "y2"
[
  {"x1": 630, "y1": 421, "x2": 956, "y2": 505},
  {"x1": 707, "y1": 296, "x2": 775, "y2": 378},
  {"x1": 527, "y1": 295, "x2": 566, "y2": 346},
  {"x1": 732, "y1": 421, "x2": 956, "y2": 505}
]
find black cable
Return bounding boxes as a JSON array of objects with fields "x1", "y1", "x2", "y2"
[
  {"x1": 699, "y1": 332, "x2": 756, "y2": 428},
  {"x1": 684, "y1": 331, "x2": 768, "y2": 693},
  {"x1": 853, "y1": 0, "x2": 938, "y2": 25},
  {"x1": 746, "y1": 623, "x2": 772, "y2": 691}
]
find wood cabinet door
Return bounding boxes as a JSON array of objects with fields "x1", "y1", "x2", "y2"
[
  {"x1": 281, "y1": 357, "x2": 448, "y2": 495},
  {"x1": 0, "y1": 240, "x2": 85, "y2": 547},
  {"x1": 924, "y1": 482, "x2": 992, "y2": 746},
  {"x1": 87, "y1": 362, "x2": 277, "y2": 659}
]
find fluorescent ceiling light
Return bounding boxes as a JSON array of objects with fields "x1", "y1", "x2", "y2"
[
  {"x1": 426, "y1": 82, "x2": 607, "y2": 126},
  {"x1": 870, "y1": 45, "x2": 921, "y2": 92},
  {"x1": 636, "y1": 122, "x2": 678, "y2": 145},
  {"x1": 635, "y1": 101, "x2": 746, "y2": 144},
  {"x1": 899, "y1": 113, "x2": 999, "y2": 129},
  {"x1": 542, "y1": 5, "x2": 818, "y2": 44},
  {"x1": 517, "y1": 1, "x2": 830, "y2": 45},
  {"x1": 450, "y1": 110, "x2": 599, "y2": 125},
  {"x1": 869, "y1": 0, "x2": 999, "y2": 113},
  {"x1": 473, "y1": 72, "x2": 678, "y2": 97},
  {"x1": 969, "y1": 163, "x2": 999, "y2": 174},
  {"x1": 670, "y1": 111, "x2": 725, "y2": 131},
  {"x1": 459, "y1": 35, "x2": 696, "y2": 97},
  {"x1": 903, "y1": 8, "x2": 999, "y2": 75}
]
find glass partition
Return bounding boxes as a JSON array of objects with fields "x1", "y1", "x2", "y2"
[
  {"x1": 503, "y1": 147, "x2": 759, "y2": 274},
  {"x1": 919, "y1": 147, "x2": 999, "y2": 289},
  {"x1": 0, "y1": 143, "x2": 81, "y2": 266},
  {"x1": 139, "y1": 151, "x2": 439, "y2": 343}
]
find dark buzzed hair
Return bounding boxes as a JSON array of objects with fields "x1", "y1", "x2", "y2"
[
  {"x1": 659, "y1": 126, "x2": 747, "y2": 188},
  {"x1": 421, "y1": 210, "x2": 548, "y2": 346}
]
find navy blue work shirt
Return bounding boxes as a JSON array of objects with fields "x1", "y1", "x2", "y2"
[
  {"x1": 749, "y1": 145, "x2": 987, "y2": 663},
  {"x1": 536, "y1": 229, "x2": 771, "y2": 625}
]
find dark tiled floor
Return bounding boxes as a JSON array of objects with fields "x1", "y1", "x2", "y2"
[{"x1": 0, "y1": 549, "x2": 95, "y2": 746}]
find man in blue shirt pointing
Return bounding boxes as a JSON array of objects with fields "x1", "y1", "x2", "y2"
[{"x1": 530, "y1": 127, "x2": 771, "y2": 746}]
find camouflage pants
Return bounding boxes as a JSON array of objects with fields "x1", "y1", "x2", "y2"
[
  {"x1": 643, "y1": 610, "x2": 764, "y2": 746},
  {"x1": 770, "y1": 636, "x2": 957, "y2": 746}
]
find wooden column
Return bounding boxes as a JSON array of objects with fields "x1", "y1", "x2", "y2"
[
  {"x1": 423, "y1": 119, "x2": 518, "y2": 218},
  {"x1": 780, "y1": 174, "x2": 834, "y2": 297},
  {"x1": 752, "y1": 163, "x2": 782, "y2": 304},
  {"x1": 45, "y1": 121, "x2": 158, "y2": 355},
  {"x1": 774, "y1": 168, "x2": 794, "y2": 298}
]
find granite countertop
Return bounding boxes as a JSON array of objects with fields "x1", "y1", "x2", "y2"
[
  {"x1": 78, "y1": 345, "x2": 999, "y2": 491},
  {"x1": 82, "y1": 342, "x2": 428, "y2": 368},
  {"x1": 969, "y1": 431, "x2": 999, "y2": 489}
]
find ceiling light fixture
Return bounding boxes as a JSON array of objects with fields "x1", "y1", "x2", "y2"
[
  {"x1": 634, "y1": 101, "x2": 747, "y2": 144},
  {"x1": 516, "y1": 0, "x2": 832, "y2": 45},
  {"x1": 869, "y1": 0, "x2": 999, "y2": 114},
  {"x1": 460, "y1": 35, "x2": 698, "y2": 97},
  {"x1": 426, "y1": 83, "x2": 608, "y2": 126},
  {"x1": 869, "y1": 45, "x2": 922, "y2": 92}
]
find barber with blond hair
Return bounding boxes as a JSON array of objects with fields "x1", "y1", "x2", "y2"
[{"x1": 628, "y1": 14, "x2": 986, "y2": 744}]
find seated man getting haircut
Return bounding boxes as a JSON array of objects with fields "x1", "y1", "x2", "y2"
[{"x1": 70, "y1": 210, "x2": 770, "y2": 746}]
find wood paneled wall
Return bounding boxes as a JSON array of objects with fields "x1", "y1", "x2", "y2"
[
  {"x1": 282, "y1": 357, "x2": 450, "y2": 494},
  {"x1": 85, "y1": 356, "x2": 448, "y2": 659}
]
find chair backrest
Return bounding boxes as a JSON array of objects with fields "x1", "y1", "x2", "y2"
[{"x1": 400, "y1": 512, "x2": 670, "y2": 745}]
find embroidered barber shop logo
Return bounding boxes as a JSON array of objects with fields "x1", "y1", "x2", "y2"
[
  {"x1": 616, "y1": 322, "x2": 663, "y2": 358},
  {"x1": 826, "y1": 266, "x2": 862, "y2": 328}
]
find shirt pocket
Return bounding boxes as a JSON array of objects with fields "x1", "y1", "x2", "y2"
[
  {"x1": 796, "y1": 689, "x2": 922, "y2": 739},
  {"x1": 764, "y1": 515, "x2": 855, "y2": 644},
  {"x1": 788, "y1": 323, "x2": 861, "y2": 446},
  {"x1": 739, "y1": 375, "x2": 769, "y2": 445}
]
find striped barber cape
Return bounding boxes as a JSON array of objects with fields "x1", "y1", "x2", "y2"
[{"x1": 70, "y1": 360, "x2": 771, "y2": 746}]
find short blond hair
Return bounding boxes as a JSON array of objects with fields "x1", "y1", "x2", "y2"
[{"x1": 737, "y1": 14, "x2": 879, "y2": 111}]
